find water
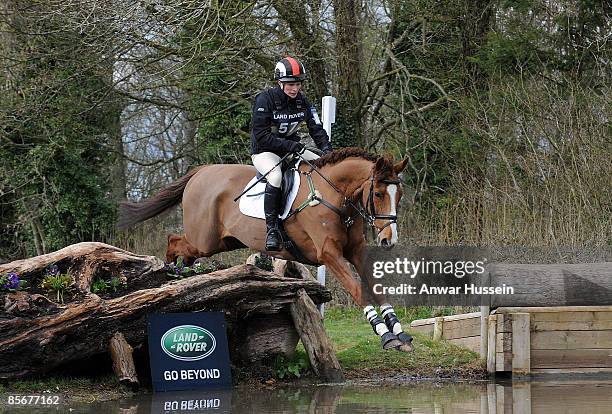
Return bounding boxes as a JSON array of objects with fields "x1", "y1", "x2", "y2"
[{"x1": 3, "y1": 379, "x2": 612, "y2": 413}]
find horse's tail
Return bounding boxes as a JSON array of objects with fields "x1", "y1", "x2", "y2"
[{"x1": 117, "y1": 166, "x2": 205, "y2": 230}]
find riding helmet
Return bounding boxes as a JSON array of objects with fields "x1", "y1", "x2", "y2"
[{"x1": 274, "y1": 57, "x2": 306, "y2": 82}]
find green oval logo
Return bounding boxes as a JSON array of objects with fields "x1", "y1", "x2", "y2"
[{"x1": 161, "y1": 325, "x2": 216, "y2": 361}]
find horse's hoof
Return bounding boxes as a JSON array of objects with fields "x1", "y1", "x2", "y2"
[
  {"x1": 381, "y1": 332, "x2": 403, "y2": 350},
  {"x1": 394, "y1": 332, "x2": 414, "y2": 352},
  {"x1": 397, "y1": 332, "x2": 413, "y2": 343},
  {"x1": 396, "y1": 342, "x2": 414, "y2": 353}
]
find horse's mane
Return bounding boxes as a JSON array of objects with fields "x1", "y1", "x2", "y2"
[{"x1": 311, "y1": 147, "x2": 395, "y2": 180}]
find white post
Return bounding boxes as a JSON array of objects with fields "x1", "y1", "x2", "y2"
[{"x1": 318, "y1": 96, "x2": 336, "y2": 316}]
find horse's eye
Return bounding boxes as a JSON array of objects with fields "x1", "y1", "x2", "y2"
[{"x1": 375, "y1": 192, "x2": 383, "y2": 199}]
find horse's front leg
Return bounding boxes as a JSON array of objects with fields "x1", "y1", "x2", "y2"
[
  {"x1": 318, "y1": 238, "x2": 402, "y2": 350},
  {"x1": 347, "y1": 242, "x2": 414, "y2": 352}
]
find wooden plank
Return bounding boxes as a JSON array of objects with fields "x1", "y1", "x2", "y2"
[
  {"x1": 448, "y1": 336, "x2": 480, "y2": 353},
  {"x1": 512, "y1": 313, "x2": 531, "y2": 376},
  {"x1": 290, "y1": 289, "x2": 344, "y2": 382},
  {"x1": 496, "y1": 351, "x2": 512, "y2": 372},
  {"x1": 533, "y1": 310, "x2": 612, "y2": 320},
  {"x1": 410, "y1": 324, "x2": 434, "y2": 337},
  {"x1": 442, "y1": 317, "x2": 482, "y2": 340},
  {"x1": 410, "y1": 311, "x2": 482, "y2": 327},
  {"x1": 487, "y1": 315, "x2": 497, "y2": 375},
  {"x1": 433, "y1": 317, "x2": 444, "y2": 341},
  {"x1": 532, "y1": 320, "x2": 612, "y2": 332},
  {"x1": 496, "y1": 331, "x2": 512, "y2": 352},
  {"x1": 410, "y1": 318, "x2": 435, "y2": 327},
  {"x1": 493, "y1": 306, "x2": 612, "y2": 314},
  {"x1": 442, "y1": 311, "x2": 482, "y2": 322},
  {"x1": 480, "y1": 306, "x2": 489, "y2": 359},
  {"x1": 531, "y1": 330, "x2": 612, "y2": 350},
  {"x1": 496, "y1": 314, "x2": 512, "y2": 333},
  {"x1": 531, "y1": 349, "x2": 612, "y2": 368}
]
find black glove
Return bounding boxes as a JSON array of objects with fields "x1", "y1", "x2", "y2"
[{"x1": 288, "y1": 141, "x2": 305, "y2": 154}]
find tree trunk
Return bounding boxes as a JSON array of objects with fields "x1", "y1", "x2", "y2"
[
  {"x1": 272, "y1": 0, "x2": 330, "y2": 104},
  {"x1": 332, "y1": 0, "x2": 364, "y2": 147}
]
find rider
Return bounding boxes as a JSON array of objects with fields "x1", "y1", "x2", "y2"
[{"x1": 251, "y1": 56, "x2": 333, "y2": 251}]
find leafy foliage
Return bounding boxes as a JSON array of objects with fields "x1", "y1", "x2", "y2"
[
  {"x1": 0, "y1": 4, "x2": 121, "y2": 259},
  {"x1": 273, "y1": 353, "x2": 311, "y2": 379},
  {"x1": 40, "y1": 265, "x2": 74, "y2": 303}
]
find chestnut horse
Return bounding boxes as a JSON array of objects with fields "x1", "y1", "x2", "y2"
[{"x1": 119, "y1": 148, "x2": 413, "y2": 351}]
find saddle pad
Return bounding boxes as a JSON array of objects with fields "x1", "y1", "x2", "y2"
[{"x1": 238, "y1": 170, "x2": 301, "y2": 220}]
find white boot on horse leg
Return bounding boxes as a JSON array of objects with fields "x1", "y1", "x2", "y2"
[
  {"x1": 380, "y1": 304, "x2": 414, "y2": 352},
  {"x1": 363, "y1": 305, "x2": 403, "y2": 351}
]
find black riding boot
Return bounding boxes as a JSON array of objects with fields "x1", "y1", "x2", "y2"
[{"x1": 264, "y1": 183, "x2": 283, "y2": 251}]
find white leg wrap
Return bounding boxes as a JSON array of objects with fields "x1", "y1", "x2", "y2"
[
  {"x1": 375, "y1": 323, "x2": 390, "y2": 336},
  {"x1": 381, "y1": 303, "x2": 404, "y2": 335},
  {"x1": 364, "y1": 305, "x2": 390, "y2": 337}
]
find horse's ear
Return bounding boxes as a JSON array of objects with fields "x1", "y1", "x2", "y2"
[
  {"x1": 374, "y1": 156, "x2": 386, "y2": 171},
  {"x1": 394, "y1": 158, "x2": 408, "y2": 174}
]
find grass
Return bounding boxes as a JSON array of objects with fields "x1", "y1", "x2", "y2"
[{"x1": 322, "y1": 306, "x2": 483, "y2": 377}]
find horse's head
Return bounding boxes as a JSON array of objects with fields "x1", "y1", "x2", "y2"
[{"x1": 364, "y1": 156, "x2": 409, "y2": 249}]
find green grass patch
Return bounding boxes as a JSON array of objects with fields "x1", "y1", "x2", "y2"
[{"x1": 323, "y1": 306, "x2": 481, "y2": 373}]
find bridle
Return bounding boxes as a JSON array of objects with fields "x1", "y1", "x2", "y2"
[
  {"x1": 285, "y1": 155, "x2": 400, "y2": 239},
  {"x1": 365, "y1": 175, "x2": 400, "y2": 236}
]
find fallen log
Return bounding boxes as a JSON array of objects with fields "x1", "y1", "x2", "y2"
[{"x1": 0, "y1": 243, "x2": 331, "y2": 380}]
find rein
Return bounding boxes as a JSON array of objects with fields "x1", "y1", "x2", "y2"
[{"x1": 285, "y1": 155, "x2": 399, "y2": 237}]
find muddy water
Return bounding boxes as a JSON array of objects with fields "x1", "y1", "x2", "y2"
[{"x1": 3, "y1": 379, "x2": 612, "y2": 413}]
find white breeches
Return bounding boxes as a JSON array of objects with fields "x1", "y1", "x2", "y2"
[{"x1": 251, "y1": 150, "x2": 319, "y2": 188}]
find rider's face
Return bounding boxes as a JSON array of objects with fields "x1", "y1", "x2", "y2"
[{"x1": 279, "y1": 81, "x2": 302, "y2": 99}]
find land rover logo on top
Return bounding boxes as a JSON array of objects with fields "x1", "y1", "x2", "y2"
[{"x1": 161, "y1": 325, "x2": 216, "y2": 361}]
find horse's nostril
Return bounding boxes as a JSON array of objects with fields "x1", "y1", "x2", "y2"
[{"x1": 381, "y1": 239, "x2": 390, "y2": 247}]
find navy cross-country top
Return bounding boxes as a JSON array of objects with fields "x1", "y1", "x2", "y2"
[{"x1": 250, "y1": 86, "x2": 332, "y2": 156}]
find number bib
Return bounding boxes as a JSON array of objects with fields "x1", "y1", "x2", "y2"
[{"x1": 272, "y1": 108, "x2": 306, "y2": 137}]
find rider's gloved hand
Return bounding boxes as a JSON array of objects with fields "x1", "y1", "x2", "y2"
[
  {"x1": 288, "y1": 141, "x2": 305, "y2": 154},
  {"x1": 321, "y1": 143, "x2": 333, "y2": 155}
]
